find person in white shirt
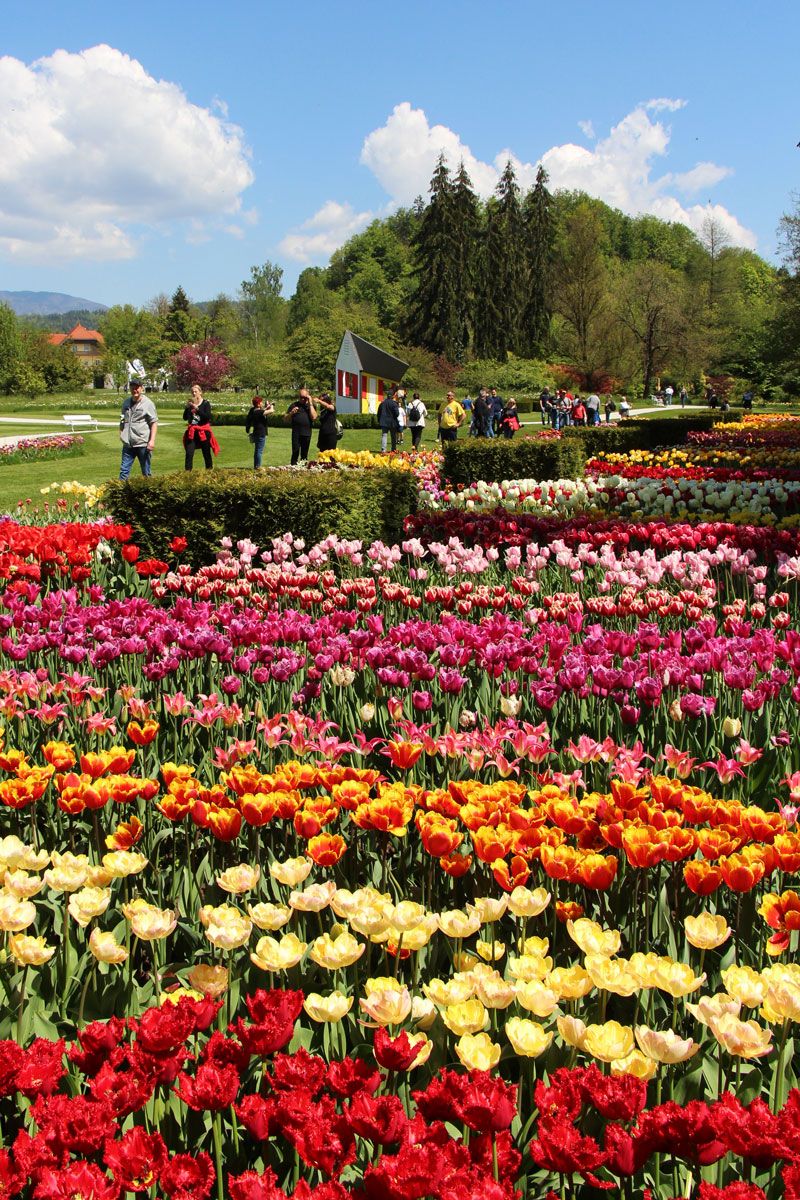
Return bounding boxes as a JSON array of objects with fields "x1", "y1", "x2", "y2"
[{"x1": 406, "y1": 392, "x2": 428, "y2": 450}]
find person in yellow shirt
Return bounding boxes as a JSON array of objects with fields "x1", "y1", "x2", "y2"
[{"x1": 438, "y1": 391, "x2": 466, "y2": 443}]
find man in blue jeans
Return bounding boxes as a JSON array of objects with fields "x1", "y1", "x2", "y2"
[{"x1": 119, "y1": 381, "x2": 158, "y2": 479}]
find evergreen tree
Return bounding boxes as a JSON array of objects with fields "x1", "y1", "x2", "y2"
[
  {"x1": 169, "y1": 285, "x2": 190, "y2": 313},
  {"x1": 473, "y1": 160, "x2": 524, "y2": 360},
  {"x1": 450, "y1": 162, "x2": 481, "y2": 361},
  {"x1": 521, "y1": 165, "x2": 554, "y2": 357},
  {"x1": 405, "y1": 154, "x2": 461, "y2": 359},
  {"x1": 164, "y1": 285, "x2": 197, "y2": 346}
]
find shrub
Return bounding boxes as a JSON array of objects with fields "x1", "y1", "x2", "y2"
[
  {"x1": 103, "y1": 467, "x2": 418, "y2": 565},
  {"x1": 443, "y1": 435, "x2": 587, "y2": 488},
  {"x1": 562, "y1": 414, "x2": 716, "y2": 454},
  {"x1": 210, "y1": 412, "x2": 380, "y2": 430}
]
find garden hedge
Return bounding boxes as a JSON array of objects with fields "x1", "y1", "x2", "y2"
[
  {"x1": 444, "y1": 414, "x2": 718, "y2": 486},
  {"x1": 442, "y1": 436, "x2": 588, "y2": 488},
  {"x1": 104, "y1": 467, "x2": 418, "y2": 565},
  {"x1": 210, "y1": 412, "x2": 379, "y2": 430}
]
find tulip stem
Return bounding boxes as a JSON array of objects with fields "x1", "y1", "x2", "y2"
[
  {"x1": 77, "y1": 965, "x2": 95, "y2": 1030},
  {"x1": 771, "y1": 1019, "x2": 790, "y2": 1113},
  {"x1": 212, "y1": 1111, "x2": 224, "y2": 1200},
  {"x1": 15, "y1": 966, "x2": 28, "y2": 1045}
]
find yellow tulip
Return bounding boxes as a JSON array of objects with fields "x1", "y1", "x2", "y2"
[
  {"x1": 289, "y1": 881, "x2": 337, "y2": 913},
  {"x1": 389, "y1": 900, "x2": 427, "y2": 932},
  {"x1": 476, "y1": 939, "x2": 506, "y2": 962},
  {"x1": 102, "y1": 851, "x2": 148, "y2": 878},
  {"x1": 3, "y1": 870, "x2": 45, "y2": 898},
  {"x1": 585, "y1": 954, "x2": 640, "y2": 997},
  {"x1": 437, "y1": 909, "x2": 482, "y2": 938},
  {"x1": 557, "y1": 1014, "x2": 588, "y2": 1049},
  {"x1": 270, "y1": 856, "x2": 312, "y2": 886},
  {"x1": 653, "y1": 960, "x2": 706, "y2": 998},
  {"x1": 515, "y1": 981, "x2": 559, "y2": 1018},
  {"x1": 0, "y1": 892, "x2": 36, "y2": 932},
  {"x1": 130, "y1": 904, "x2": 178, "y2": 942},
  {"x1": 761, "y1": 975, "x2": 800, "y2": 1024},
  {"x1": 582, "y1": 1021, "x2": 635, "y2": 1063},
  {"x1": 216, "y1": 863, "x2": 261, "y2": 894},
  {"x1": 548, "y1": 964, "x2": 593, "y2": 1000},
  {"x1": 251, "y1": 932, "x2": 306, "y2": 971},
  {"x1": 710, "y1": 1013, "x2": 773, "y2": 1058},
  {"x1": 629, "y1": 952, "x2": 661, "y2": 987},
  {"x1": 508, "y1": 954, "x2": 552, "y2": 983},
  {"x1": 505, "y1": 1017, "x2": 553, "y2": 1058},
  {"x1": 468, "y1": 896, "x2": 508, "y2": 924},
  {"x1": 248, "y1": 902, "x2": 292, "y2": 931},
  {"x1": 0, "y1": 836, "x2": 49, "y2": 873},
  {"x1": 309, "y1": 931, "x2": 365, "y2": 970},
  {"x1": 89, "y1": 928, "x2": 128, "y2": 963},
  {"x1": 304, "y1": 991, "x2": 353, "y2": 1023},
  {"x1": 44, "y1": 851, "x2": 89, "y2": 893},
  {"x1": 474, "y1": 974, "x2": 516, "y2": 1010},
  {"x1": 455, "y1": 1032, "x2": 501, "y2": 1071},
  {"x1": 611, "y1": 1050, "x2": 658, "y2": 1080},
  {"x1": 67, "y1": 886, "x2": 111, "y2": 928},
  {"x1": 441, "y1": 998, "x2": 488, "y2": 1036},
  {"x1": 203, "y1": 907, "x2": 251, "y2": 951},
  {"x1": 567, "y1": 917, "x2": 621, "y2": 958},
  {"x1": 686, "y1": 993, "x2": 742, "y2": 1027},
  {"x1": 521, "y1": 936, "x2": 550, "y2": 957},
  {"x1": 721, "y1": 965, "x2": 766, "y2": 1008},
  {"x1": 8, "y1": 933, "x2": 56, "y2": 966},
  {"x1": 411, "y1": 996, "x2": 437, "y2": 1030},
  {"x1": 359, "y1": 986, "x2": 412, "y2": 1026},
  {"x1": 424, "y1": 977, "x2": 475, "y2": 1007},
  {"x1": 684, "y1": 913, "x2": 731, "y2": 951},
  {"x1": 86, "y1": 865, "x2": 113, "y2": 888},
  {"x1": 507, "y1": 886, "x2": 551, "y2": 918},
  {"x1": 635, "y1": 1025, "x2": 701, "y2": 1064},
  {"x1": 187, "y1": 964, "x2": 229, "y2": 998}
]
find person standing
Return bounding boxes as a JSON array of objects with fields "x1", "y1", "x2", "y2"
[
  {"x1": 406, "y1": 392, "x2": 428, "y2": 449},
  {"x1": 316, "y1": 392, "x2": 338, "y2": 453},
  {"x1": 585, "y1": 392, "x2": 601, "y2": 426},
  {"x1": 680, "y1": 386, "x2": 689, "y2": 408},
  {"x1": 501, "y1": 397, "x2": 521, "y2": 438},
  {"x1": 183, "y1": 384, "x2": 219, "y2": 471},
  {"x1": 286, "y1": 388, "x2": 317, "y2": 465},
  {"x1": 396, "y1": 390, "x2": 408, "y2": 447},
  {"x1": 245, "y1": 395, "x2": 273, "y2": 468},
  {"x1": 490, "y1": 388, "x2": 504, "y2": 436},
  {"x1": 119, "y1": 381, "x2": 157, "y2": 480},
  {"x1": 438, "y1": 391, "x2": 465, "y2": 442},
  {"x1": 539, "y1": 387, "x2": 551, "y2": 425},
  {"x1": 604, "y1": 396, "x2": 617, "y2": 424},
  {"x1": 619, "y1": 395, "x2": 631, "y2": 420},
  {"x1": 377, "y1": 389, "x2": 400, "y2": 453},
  {"x1": 472, "y1": 389, "x2": 490, "y2": 437},
  {"x1": 664, "y1": 384, "x2": 674, "y2": 406}
]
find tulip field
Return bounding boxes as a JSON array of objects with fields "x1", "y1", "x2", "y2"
[{"x1": 2, "y1": 414, "x2": 800, "y2": 1199}]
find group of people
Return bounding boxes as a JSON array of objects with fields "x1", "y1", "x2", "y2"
[
  {"x1": 118, "y1": 381, "x2": 341, "y2": 479},
  {"x1": 376, "y1": 388, "x2": 428, "y2": 452}
]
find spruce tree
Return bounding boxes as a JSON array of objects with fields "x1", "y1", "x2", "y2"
[
  {"x1": 449, "y1": 162, "x2": 481, "y2": 361},
  {"x1": 473, "y1": 160, "x2": 524, "y2": 361},
  {"x1": 521, "y1": 164, "x2": 554, "y2": 358},
  {"x1": 405, "y1": 154, "x2": 460, "y2": 359}
]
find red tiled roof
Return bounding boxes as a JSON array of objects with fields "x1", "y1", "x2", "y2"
[
  {"x1": 67, "y1": 324, "x2": 104, "y2": 344},
  {"x1": 47, "y1": 333, "x2": 68, "y2": 346}
]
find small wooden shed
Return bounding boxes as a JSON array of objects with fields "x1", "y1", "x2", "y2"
[{"x1": 335, "y1": 330, "x2": 409, "y2": 415}]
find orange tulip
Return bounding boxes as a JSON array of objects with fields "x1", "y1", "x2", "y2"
[
  {"x1": 718, "y1": 851, "x2": 766, "y2": 893},
  {"x1": 384, "y1": 740, "x2": 425, "y2": 770},
  {"x1": 578, "y1": 852, "x2": 618, "y2": 890},
  {"x1": 439, "y1": 851, "x2": 473, "y2": 878},
  {"x1": 556, "y1": 901, "x2": 584, "y2": 923},
  {"x1": 683, "y1": 860, "x2": 722, "y2": 896},
  {"x1": 417, "y1": 813, "x2": 463, "y2": 858},
  {"x1": 207, "y1": 807, "x2": 243, "y2": 843},
  {"x1": 239, "y1": 792, "x2": 278, "y2": 827},
  {"x1": 492, "y1": 854, "x2": 530, "y2": 893},
  {"x1": 42, "y1": 741, "x2": 76, "y2": 771},
  {"x1": 307, "y1": 833, "x2": 347, "y2": 867},
  {"x1": 127, "y1": 720, "x2": 159, "y2": 747},
  {"x1": 106, "y1": 816, "x2": 144, "y2": 850},
  {"x1": 473, "y1": 825, "x2": 514, "y2": 865}
]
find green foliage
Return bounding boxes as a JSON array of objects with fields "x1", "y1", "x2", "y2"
[
  {"x1": 287, "y1": 303, "x2": 395, "y2": 390},
  {"x1": 104, "y1": 467, "x2": 418, "y2": 565},
  {"x1": 9, "y1": 362, "x2": 47, "y2": 400},
  {"x1": 520, "y1": 165, "x2": 554, "y2": 358},
  {"x1": 456, "y1": 357, "x2": 556, "y2": 396},
  {"x1": 562, "y1": 413, "x2": 717, "y2": 453},
  {"x1": 443, "y1": 435, "x2": 588, "y2": 487},
  {"x1": 0, "y1": 303, "x2": 21, "y2": 393},
  {"x1": 405, "y1": 155, "x2": 464, "y2": 360},
  {"x1": 239, "y1": 261, "x2": 287, "y2": 349}
]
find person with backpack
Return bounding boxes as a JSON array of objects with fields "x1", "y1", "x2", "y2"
[
  {"x1": 406, "y1": 392, "x2": 428, "y2": 449},
  {"x1": 604, "y1": 397, "x2": 617, "y2": 424},
  {"x1": 377, "y1": 390, "x2": 401, "y2": 453}
]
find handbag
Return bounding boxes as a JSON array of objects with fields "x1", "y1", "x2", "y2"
[{"x1": 335, "y1": 418, "x2": 344, "y2": 441}]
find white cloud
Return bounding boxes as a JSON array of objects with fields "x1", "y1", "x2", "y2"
[
  {"x1": 0, "y1": 44, "x2": 254, "y2": 262},
  {"x1": 278, "y1": 200, "x2": 375, "y2": 262},
  {"x1": 355, "y1": 99, "x2": 757, "y2": 251},
  {"x1": 578, "y1": 119, "x2": 595, "y2": 140}
]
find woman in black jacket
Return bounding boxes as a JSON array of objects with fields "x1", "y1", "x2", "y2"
[
  {"x1": 316, "y1": 393, "x2": 338, "y2": 453},
  {"x1": 245, "y1": 395, "x2": 273, "y2": 468},
  {"x1": 183, "y1": 384, "x2": 219, "y2": 470}
]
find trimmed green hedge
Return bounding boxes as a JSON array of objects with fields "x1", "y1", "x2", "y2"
[
  {"x1": 443, "y1": 414, "x2": 718, "y2": 486},
  {"x1": 104, "y1": 468, "x2": 418, "y2": 565},
  {"x1": 443, "y1": 436, "x2": 588, "y2": 488}
]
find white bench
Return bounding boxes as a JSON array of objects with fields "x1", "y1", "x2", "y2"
[{"x1": 62, "y1": 414, "x2": 100, "y2": 433}]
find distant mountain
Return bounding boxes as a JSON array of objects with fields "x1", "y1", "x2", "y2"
[{"x1": 0, "y1": 290, "x2": 108, "y2": 316}]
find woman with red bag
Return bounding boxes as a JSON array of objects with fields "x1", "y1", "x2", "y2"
[{"x1": 183, "y1": 384, "x2": 220, "y2": 470}]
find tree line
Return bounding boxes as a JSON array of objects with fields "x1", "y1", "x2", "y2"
[{"x1": 1, "y1": 170, "x2": 798, "y2": 401}]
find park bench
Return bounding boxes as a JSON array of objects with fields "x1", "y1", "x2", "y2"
[{"x1": 62, "y1": 414, "x2": 100, "y2": 433}]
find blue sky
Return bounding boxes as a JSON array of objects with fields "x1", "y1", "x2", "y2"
[{"x1": 1, "y1": 0, "x2": 797, "y2": 307}]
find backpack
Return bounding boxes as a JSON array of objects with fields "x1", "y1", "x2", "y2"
[{"x1": 408, "y1": 401, "x2": 422, "y2": 424}]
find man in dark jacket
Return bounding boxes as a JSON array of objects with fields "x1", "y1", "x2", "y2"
[{"x1": 378, "y1": 391, "x2": 400, "y2": 452}]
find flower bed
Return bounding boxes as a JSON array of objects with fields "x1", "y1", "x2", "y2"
[{"x1": 0, "y1": 434, "x2": 85, "y2": 468}]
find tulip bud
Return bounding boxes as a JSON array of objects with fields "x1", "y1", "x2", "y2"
[{"x1": 722, "y1": 716, "x2": 742, "y2": 738}]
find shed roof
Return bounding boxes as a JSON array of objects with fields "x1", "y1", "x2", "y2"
[{"x1": 345, "y1": 331, "x2": 408, "y2": 381}]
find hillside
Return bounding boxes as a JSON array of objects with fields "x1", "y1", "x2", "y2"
[{"x1": 0, "y1": 290, "x2": 108, "y2": 316}]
